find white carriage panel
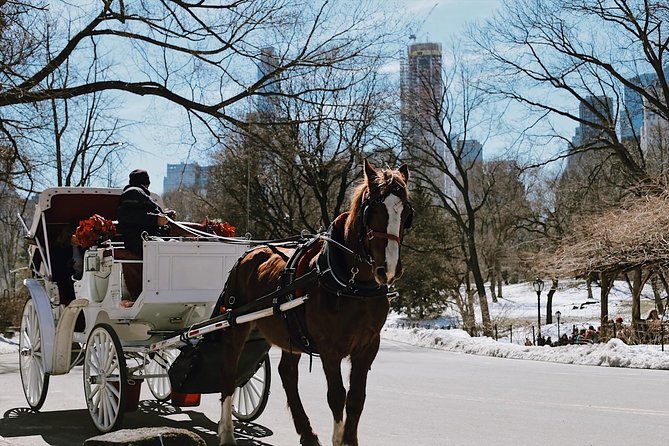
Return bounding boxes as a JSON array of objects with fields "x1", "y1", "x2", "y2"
[
  {"x1": 141, "y1": 240, "x2": 248, "y2": 305},
  {"x1": 143, "y1": 242, "x2": 157, "y2": 293},
  {"x1": 159, "y1": 254, "x2": 225, "y2": 291}
]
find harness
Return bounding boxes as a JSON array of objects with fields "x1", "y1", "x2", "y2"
[
  {"x1": 205, "y1": 193, "x2": 408, "y2": 361},
  {"x1": 276, "y1": 213, "x2": 395, "y2": 357}
]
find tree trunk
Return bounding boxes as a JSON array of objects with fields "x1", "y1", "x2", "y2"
[
  {"x1": 463, "y1": 278, "x2": 477, "y2": 336},
  {"x1": 494, "y1": 257, "x2": 502, "y2": 301},
  {"x1": 651, "y1": 272, "x2": 665, "y2": 315},
  {"x1": 489, "y1": 279, "x2": 497, "y2": 303},
  {"x1": 625, "y1": 268, "x2": 651, "y2": 323},
  {"x1": 545, "y1": 278, "x2": 558, "y2": 324},
  {"x1": 586, "y1": 275, "x2": 593, "y2": 300},
  {"x1": 467, "y1": 235, "x2": 491, "y2": 336},
  {"x1": 599, "y1": 272, "x2": 615, "y2": 336},
  {"x1": 51, "y1": 97, "x2": 63, "y2": 187},
  {"x1": 629, "y1": 269, "x2": 642, "y2": 323}
]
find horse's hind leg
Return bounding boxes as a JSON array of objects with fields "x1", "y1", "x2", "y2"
[
  {"x1": 278, "y1": 351, "x2": 321, "y2": 446},
  {"x1": 343, "y1": 337, "x2": 381, "y2": 446},
  {"x1": 217, "y1": 324, "x2": 251, "y2": 446}
]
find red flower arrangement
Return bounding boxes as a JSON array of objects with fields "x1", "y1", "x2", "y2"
[
  {"x1": 74, "y1": 214, "x2": 117, "y2": 249},
  {"x1": 202, "y1": 218, "x2": 236, "y2": 237}
]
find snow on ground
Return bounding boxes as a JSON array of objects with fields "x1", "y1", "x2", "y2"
[
  {"x1": 382, "y1": 279, "x2": 669, "y2": 370},
  {"x1": 0, "y1": 335, "x2": 18, "y2": 354},
  {"x1": 382, "y1": 326, "x2": 669, "y2": 370}
]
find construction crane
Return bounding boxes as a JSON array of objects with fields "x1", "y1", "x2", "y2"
[{"x1": 409, "y1": 2, "x2": 439, "y2": 42}]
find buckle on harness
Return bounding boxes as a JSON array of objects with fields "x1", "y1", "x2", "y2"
[{"x1": 272, "y1": 297, "x2": 283, "y2": 317}]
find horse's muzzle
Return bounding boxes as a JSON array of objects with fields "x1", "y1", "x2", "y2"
[{"x1": 375, "y1": 266, "x2": 397, "y2": 285}]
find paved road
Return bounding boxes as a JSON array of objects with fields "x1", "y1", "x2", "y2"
[{"x1": 0, "y1": 340, "x2": 667, "y2": 445}]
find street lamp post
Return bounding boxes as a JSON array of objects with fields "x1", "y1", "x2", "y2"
[
  {"x1": 555, "y1": 310, "x2": 562, "y2": 339},
  {"x1": 533, "y1": 278, "x2": 545, "y2": 342}
]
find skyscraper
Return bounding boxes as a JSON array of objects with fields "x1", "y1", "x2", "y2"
[
  {"x1": 163, "y1": 163, "x2": 209, "y2": 194},
  {"x1": 571, "y1": 95, "x2": 614, "y2": 148},
  {"x1": 256, "y1": 46, "x2": 280, "y2": 117},
  {"x1": 640, "y1": 82, "x2": 669, "y2": 154},
  {"x1": 458, "y1": 139, "x2": 484, "y2": 168},
  {"x1": 621, "y1": 71, "x2": 665, "y2": 141},
  {"x1": 400, "y1": 42, "x2": 443, "y2": 144},
  {"x1": 400, "y1": 42, "x2": 448, "y2": 193}
]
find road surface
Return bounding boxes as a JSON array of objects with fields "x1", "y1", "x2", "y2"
[{"x1": 0, "y1": 339, "x2": 667, "y2": 445}]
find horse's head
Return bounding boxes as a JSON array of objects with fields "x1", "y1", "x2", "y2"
[{"x1": 347, "y1": 159, "x2": 412, "y2": 285}]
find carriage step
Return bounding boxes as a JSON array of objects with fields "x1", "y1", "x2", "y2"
[{"x1": 147, "y1": 330, "x2": 179, "y2": 336}]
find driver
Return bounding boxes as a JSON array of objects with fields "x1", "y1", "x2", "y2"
[{"x1": 117, "y1": 169, "x2": 176, "y2": 257}]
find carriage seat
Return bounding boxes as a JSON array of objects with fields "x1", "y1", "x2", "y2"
[
  {"x1": 102, "y1": 247, "x2": 139, "y2": 260},
  {"x1": 102, "y1": 248, "x2": 143, "y2": 300}
]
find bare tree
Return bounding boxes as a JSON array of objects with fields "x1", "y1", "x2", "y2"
[
  {"x1": 478, "y1": 160, "x2": 534, "y2": 301},
  {"x1": 472, "y1": 0, "x2": 669, "y2": 191},
  {"x1": 1, "y1": 0, "x2": 398, "y2": 191},
  {"x1": 399, "y1": 46, "x2": 505, "y2": 335},
  {"x1": 207, "y1": 45, "x2": 396, "y2": 237}
]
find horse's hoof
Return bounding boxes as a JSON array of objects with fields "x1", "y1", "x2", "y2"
[{"x1": 300, "y1": 436, "x2": 322, "y2": 446}]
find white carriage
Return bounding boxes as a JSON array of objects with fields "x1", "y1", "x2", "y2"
[{"x1": 18, "y1": 187, "x2": 272, "y2": 432}]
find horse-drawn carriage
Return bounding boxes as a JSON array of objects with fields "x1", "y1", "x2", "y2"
[
  {"x1": 18, "y1": 187, "x2": 274, "y2": 432},
  {"x1": 19, "y1": 160, "x2": 412, "y2": 445}
]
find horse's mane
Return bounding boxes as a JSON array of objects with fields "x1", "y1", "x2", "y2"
[{"x1": 345, "y1": 167, "x2": 409, "y2": 239}]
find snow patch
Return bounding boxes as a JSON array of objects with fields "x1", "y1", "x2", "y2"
[
  {"x1": 381, "y1": 327, "x2": 669, "y2": 370},
  {"x1": 0, "y1": 335, "x2": 18, "y2": 355}
]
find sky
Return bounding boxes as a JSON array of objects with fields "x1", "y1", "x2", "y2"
[{"x1": 119, "y1": 0, "x2": 504, "y2": 194}]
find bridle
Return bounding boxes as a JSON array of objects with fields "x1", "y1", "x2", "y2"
[{"x1": 357, "y1": 184, "x2": 413, "y2": 263}]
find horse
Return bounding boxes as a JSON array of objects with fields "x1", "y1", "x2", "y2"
[{"x1": 215, "y1": 159, "x2": 412, "y2": 446}]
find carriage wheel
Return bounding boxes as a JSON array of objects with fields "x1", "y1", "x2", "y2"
[
  {"x1": 232, "y1": 355, "x2": 271, "y2": 422},
  {"x1": 145, "y1": 349, "x2": 178, "y2": 401},
  {"x1": 83, "y1": 323, "x2": 127, "y2": 432},
  {"x1": 19, "y1": 298, "x2": 50, "y2": 411}
]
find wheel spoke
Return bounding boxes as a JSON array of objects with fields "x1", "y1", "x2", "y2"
[
  {"x1": 90, "y1": 383, "x2": 100, "y2": 399},
  {"x1": 241, "y1": 386, "x2": 253, "y2": 414},
  {"x1": 246, "y1": 379, "x2": 262, "y2": 399},
  {"x1": 107, "y1": 381, "x2": 121, "y2": 399}
]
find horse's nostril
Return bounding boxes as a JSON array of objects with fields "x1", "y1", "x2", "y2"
[{"x1": 375, "y1": 267, "x2": 386, "y2": 278}]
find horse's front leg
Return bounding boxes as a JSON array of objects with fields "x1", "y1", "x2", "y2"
[
  {"x1": 278, "y1": 351, "x2": 322, "y2": 446},
  {"x1": 321, "y1": 354, "x2": 346, "y2": 446},
  {"x1": 343, "y1": 337, "x2": 381, "y2": 446}
]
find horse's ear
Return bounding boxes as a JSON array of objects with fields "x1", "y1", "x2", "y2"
[
  {"x1": 363, "y1": 158, "x2": 379, "y2": 185},
  {"x1": 398, "y1": 164, "x2": 410, "y2": 183}
]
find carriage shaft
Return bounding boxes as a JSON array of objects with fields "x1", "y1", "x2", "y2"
[{"x1": 148, "y1": 295, "x2": 309, "y2": 352}]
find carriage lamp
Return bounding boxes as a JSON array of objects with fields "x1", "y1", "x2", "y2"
[
  {"x1": 555, "y1": 311, "x2": 562, "y2": 339},
  {"x1": 85, "y1": 251, "x2": 100, "y2": 272},
  {"x1": 533, "y1": 278, "x2": 545, "y2": 342}
]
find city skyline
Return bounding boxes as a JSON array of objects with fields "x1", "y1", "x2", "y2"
[{"x1": 122, "y1": 1, "x2": 504, "y2": 194}]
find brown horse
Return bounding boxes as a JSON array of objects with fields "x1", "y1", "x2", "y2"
[{"x1": 216, "y1": 159, "x2": 411, "y2": 446}]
